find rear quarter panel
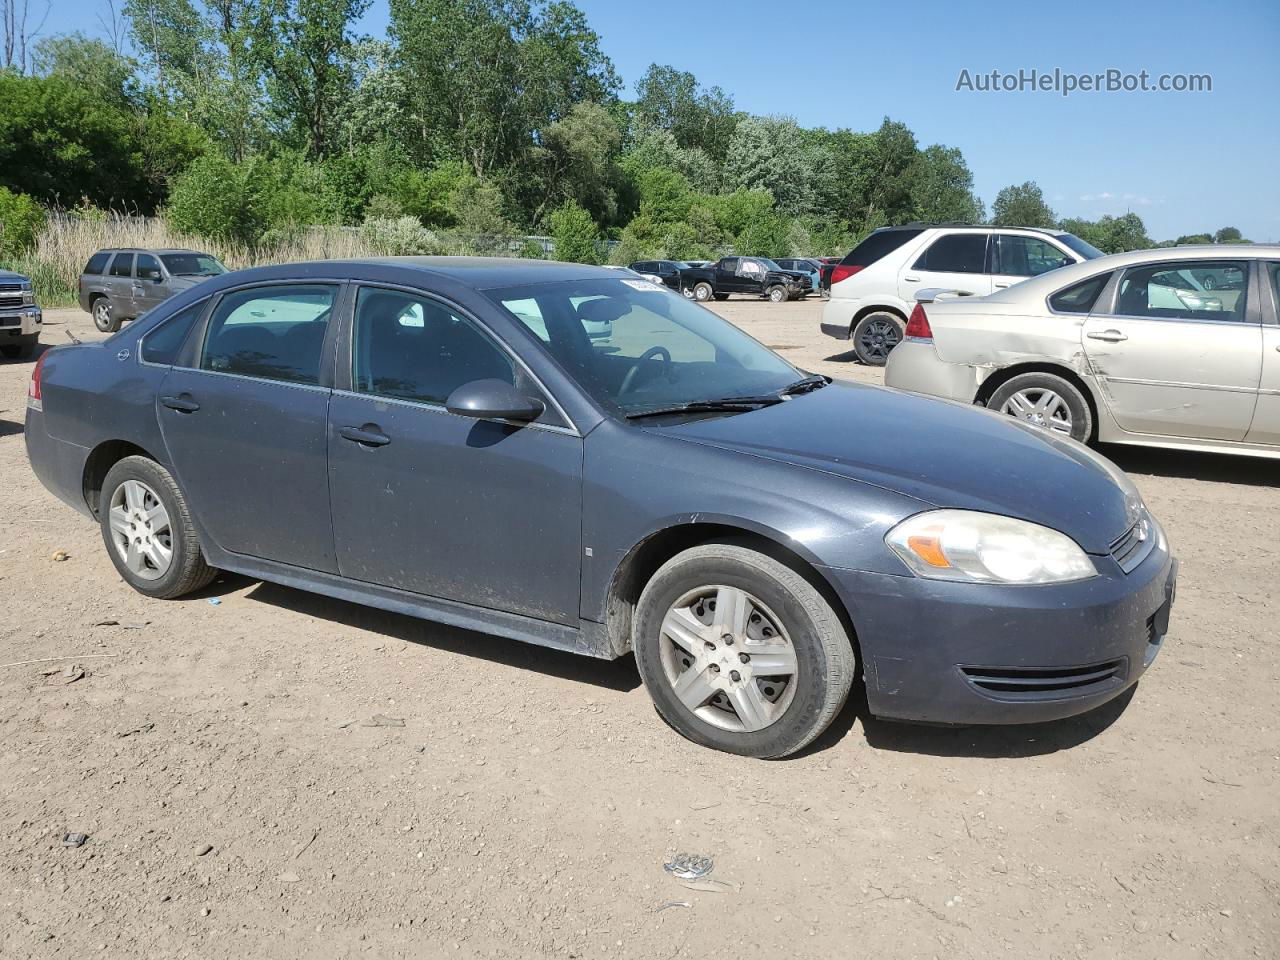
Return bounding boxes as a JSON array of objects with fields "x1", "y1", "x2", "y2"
[{"x1": 930, "y1": 302, "x2": 1090, "y2": 376}]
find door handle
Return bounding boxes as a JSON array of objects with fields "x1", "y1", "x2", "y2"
[
  {"x1": 994, "y1": 281, "x2": 1011, "y2": 288},
  {"x1": 160, "y1": 394, "x2": 200, "y2": 413},
  {"x1": 903, "y1": 275, "x2": 921, "y2": 282},
  {"x1": 339, "y1": 424, "x2": 390, "y2": 447},
  {"x1": 1087, "y1": 329, "x2": 1128, "y2": 343}
]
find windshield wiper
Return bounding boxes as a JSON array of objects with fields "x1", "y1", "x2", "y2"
[
  {"x1": 624, "y1": 396, "x2": 783, "y2": 419},
  {"x1": 777, "y1": 374, "x2": 828, "y2": 396}
]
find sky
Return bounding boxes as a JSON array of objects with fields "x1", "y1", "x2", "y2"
[{"x1": 40, "y1": 0, "x2": 1280, "y2": 241}]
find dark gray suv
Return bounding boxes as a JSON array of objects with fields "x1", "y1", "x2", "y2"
[{"x1": 79, "y1": 248, "x2": 227, "y2": 332}]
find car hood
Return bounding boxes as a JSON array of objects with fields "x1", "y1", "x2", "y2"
[
  {"x1": 660, "y1": 381, "x2": 1140, "y2": 554},
  {"x1": 164, "y1": 276, "x2": 208, "y2": 291}
]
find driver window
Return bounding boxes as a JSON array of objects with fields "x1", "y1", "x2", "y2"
[
  {"x1": 352, "y1": 286, "x2": 515, "y2": 405},
  {"x1": 1114, "y1": 261, "x2": 1249, "y2": 322}
]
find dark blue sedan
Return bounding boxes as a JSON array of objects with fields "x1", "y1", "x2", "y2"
[{"x1": 24, "y1": 258, "x2": 1176, "y2": 757}]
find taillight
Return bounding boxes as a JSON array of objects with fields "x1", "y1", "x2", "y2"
[
  {"x1": 28, "y1": 352, "x2": 45, "y2": 410},
  {"x1": 904, "y1": 303, "x2": 933, "y2": 341},
  {"x1": 829, "y1": 264, "x2": 863, "y2": 285}
]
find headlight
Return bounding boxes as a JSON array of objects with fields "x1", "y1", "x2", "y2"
[
  {"x1": 885, "y1": 510, "x2": 1096, "y2": 584},
  {"x1": 21, "y1": 281, "x2": 33, "y2": 306}
]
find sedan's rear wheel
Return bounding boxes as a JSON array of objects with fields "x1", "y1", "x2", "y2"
[
  {"x1": 851, "y1": 312, "x2": 903, "y2": 366},
  {"x1": 99, "y1": 456, "x2": 217, "y2": 599},
  {"x1": 634, "y1": 543, "x2": 855, "y2": 758},
  {"x1": 988, "y1": 372, "x2": 1093, "y2": 444}
]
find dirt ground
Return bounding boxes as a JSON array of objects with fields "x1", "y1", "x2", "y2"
[{"x1": 1, "y1": 300, "x2": 1277, "y2": 960}]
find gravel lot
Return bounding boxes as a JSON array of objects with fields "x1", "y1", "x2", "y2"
[{"x1": 2, "y1": 300, "x2": 1277, "y2": 959}]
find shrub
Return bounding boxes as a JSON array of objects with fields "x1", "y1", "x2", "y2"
[
  {"x1": 360, "y1": 216, "x2": 444, "y2": 256},
  {"x1": 516, "y1": 238, "x2": 545, "y2": 260},
  {"x1": 549, "y1": 200, "x2": 601, "y2": 265},
  {"x1": 166, "y1": 153, "x2": 271, "y2": 245},
  {"x1": 0, "y1": 187, "x2": 46, "y2": 258}
]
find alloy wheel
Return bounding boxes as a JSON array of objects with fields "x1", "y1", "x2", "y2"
[
  {"x1": 658, "y1": 585, "x2": 798, "y2": 733},
  {"x1": 107, "y1": 479, "x2": 174, "y2": 581},
  {"x1": 93, "y1": 300, "x2": 111, "y2": 330},
  {"x1": 1000, "y1": 387, "x2": 1074, "y2": 435},
  {"x1": 857, "y1": 318, "x2": 900, "y2": 360}
]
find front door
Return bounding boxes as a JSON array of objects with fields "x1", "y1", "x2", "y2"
[
  {"x1": 1081, "y1": 259, "x2": 1260, "y2": 440},
  {"x1": 133, "y1": 253, "x2": 167, "y2": 316},
  {"x1": 157, "y1": 282, "x2": 341, "y2": 572},
  {"x1": 327, "y1": 285, "x2": 584, "y2": 625},
  {"x1": 989, "y1": 233, "x2": 1074, "y2": 291},
  {"x1": 715, "y1": 258, "x2": 742, "y2": 293},
  {"x1": 898, "y1": 232, "x2": 992, "y2": 302},
  {"x1": 1245, "y1": 262, "x2": 1280, "y2": 445}
]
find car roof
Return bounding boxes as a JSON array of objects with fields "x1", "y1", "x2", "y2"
[
  {"x1": 171, "y1": 256, "x2": 625, "y2": 293},
  {"x1": 980, "y1": 244, "x2": 1279, "y2": 303}
]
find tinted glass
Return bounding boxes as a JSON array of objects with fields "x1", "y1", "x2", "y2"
[
  {"x1": 353, "y1": 287, "x2": 514, "y2": 406},
  {"x1": 201, "y1": 284, "x2": 334, "y2": 383},
  {"x1": 1114, "y1": 261, "x2": 1250, "y2": 322},
  {"x1": 491, "y1": 277, "x2": 799, "y2": 416},
  {"x1": 141, "y1": 300, "x2": 204, "y2": 364},
  {"x1": 841, "y1": 228, "x2": 925, "y2": 267},
  {"x1": 83, "y1": 252, "x2": 110, "y2": 275},
  {"x1": 109, "y1": 253, "x2": 134, "y2": 277},
  {"x1": 1057, "y1": 234, "x2": 1105, "y2": 260},
  {"x1": 1048, "y1": 273, "x2": 1111, "y2": 314},
  {"x1": 914, "y1": 233, "x2": 987, "y2": 274},
  {"x1": 162, "y1": 253, "x2": 226, "y2": 276},
  {"x1": 996, "y1": 235, "x2": 1073, "y2": 277},
  {"x1": 1271, "y1": 263, "x2": 1280, "y2": 305},
  {"x1": 136, "y1": 254, "x2": 162, "y2": 280}
]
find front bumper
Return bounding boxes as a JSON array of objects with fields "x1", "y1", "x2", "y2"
[
  {"x1": 820, "y1": 535, "x2": 1177, "y2": 724},
  {"x1": 0, "y1": 307, "x2": 42, "y2": 337}
]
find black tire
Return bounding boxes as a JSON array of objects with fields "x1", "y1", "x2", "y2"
[
  {"x1": 851, "y1": 311, "x2": 904, "y2": 366},
  {"x1": 712, "y1": 292, "x2": 729, "y2": 301},
  {"x1": 987, "y1": 371, "x2": 1094, "y2": 444},
  {"x1": 92, "y1": 297, "x2": 121, "y2": 333},
  {"x1": 692, "y1": 282, "x2": 713, "y2": 302},
  {"x1": 633, "y1": 542, "x2": 856, "y2": 759},
  {"x1": 99, "y1": 455, "x2": 217, "y2": 599},
  {"x1": 767, "y1": 285, "x2": 787, "y2": 303}
]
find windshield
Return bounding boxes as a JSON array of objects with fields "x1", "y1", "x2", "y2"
[
  {"x1": 489, "y1": 278, "x2": 801, "y2": 416},
  {"x1": 161, "y1": 253, "x2": 227, "y2": 276},
  {"x1": 1055, "y1": 234, "x2": 1105, "y2": 260}
]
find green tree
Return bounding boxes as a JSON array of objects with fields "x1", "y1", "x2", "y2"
[
  {"x1": 253, "y1": 0, "x2": 370, "y2": 158},
  {"x1": 166, "y1": 151, "x2": 272, "y2": 243},
  {"x1": 634, "y1": 63, "x2": 737, "y2": 163},
  {"x1": 991, "y1": 181, "x2": 1056, "y2": 228},
  {"x1": 549, "y1": 199, "x2": 600, "y2": 264},
  {"x1": 1175, "y1": 233, "x2": 1214, "y2": 245},
  {"x1": 1214, "y1": 226, "x2": 1246, "y2": 244},
  {"x1": 34, "y1": 33, "x2": 139, "y2": 107},
  {"x1": 532, "y1": 101, "x2": 622, "y2": 226},
  {"x1": 0, "y1": 187, "x2": 46, "y2": 257},
  {"x1": 906, "y1": 145, "x2": 983, "y2": 223},
  {"x1": 724, "y1": 116, "x2": 817, "y2": 215}
]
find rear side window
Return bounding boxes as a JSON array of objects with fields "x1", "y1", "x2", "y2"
[
  {"x1": 83, "y1": 252, "x2": 110, "y2": 275},
  {"x1": 109, "y1": 254, "x2": 134, "y2": 277},
  {"x1": 201, "y1": 284, "x2": 335, "y2": 384},
  {"x1": 995, "y1": 235, "x2": 1073, "y2": 277},
  {"x1": 1048, "y1": 273, "x2": 1111, "y2": 314},
  {"x1": 913, "y1": 233, "x2": 987, "y2": 274},
  {"x1": 141, "y1": 300, "x2": 205, "y2": 365},
  {"x1": 841, "y1": 228, "x2": 925, "y2": 267}
]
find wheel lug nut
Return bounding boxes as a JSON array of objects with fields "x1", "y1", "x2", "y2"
[
  {"x1": 738, "y1": 653, "x2": 750, "y2": 664},
  {"x1": 704, "y1": 641, "x2": 716, "y2": 652},
  {"x1": 708, "y1": 663, "x2": 720, "y2": 673},
  {"x1": 729, "y1": 670, "x2": 741, "y2": 682}
]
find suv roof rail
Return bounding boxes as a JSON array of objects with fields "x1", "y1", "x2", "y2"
[{"x1": 882, "y1": 222, "x2": 1063, "y2": 236}]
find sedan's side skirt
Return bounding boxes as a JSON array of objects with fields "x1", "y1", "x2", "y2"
[{"x1": 206, "y1": 548, "x2": 617, "y2": 660}]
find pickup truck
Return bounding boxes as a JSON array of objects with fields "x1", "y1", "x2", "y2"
[
  {"x1": 680, "y1": 257, "x2": 810, "y2": 303},
  {"x1": 0, "y1": 268, "x2": 42, "y2": 359}
]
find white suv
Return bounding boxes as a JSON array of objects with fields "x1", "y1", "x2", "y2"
[{"x1": 820, "y1": 224, "x2": 1103, "y2": 365}]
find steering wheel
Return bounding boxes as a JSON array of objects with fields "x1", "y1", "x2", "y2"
[{"x1": 619, "y1": 346, "x2": 673, "y2": 396}]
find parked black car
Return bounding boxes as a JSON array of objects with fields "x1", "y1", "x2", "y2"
[
  {"x1": 629, "y1": 260, "x2": 692, "y2": 294},
  {"x1": 681, "y1": 257, "x2": 809, "y2": 303}
]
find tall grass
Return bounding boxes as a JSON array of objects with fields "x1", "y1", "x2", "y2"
[{"x1": 7, "y1": 213, "x2": 556, "y2": 308}]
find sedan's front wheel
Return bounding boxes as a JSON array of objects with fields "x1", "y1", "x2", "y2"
[
  {"x1": 634, "y1": 543, "x2": 855, "y2": 758},
  {"x1": 99, "y1": 456, "x2": 217, "y2": 599}
]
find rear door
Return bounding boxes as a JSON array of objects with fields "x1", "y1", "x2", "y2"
[
  {"x1": 1081, "y1": 259, "x2": 1260, "y2": 440},
  {"x1": 990, "y1": 233, "x2": 1075, "y2": 291},
  {"x1": 327, "y1": 284, "x2": 583, "y2": 624},
  {"x1": 898, "y1": 232, "x2": 992, "y2": 302},
  {"x1": 157, "y1": 281, "x2": 342, "y2": 572},
  {"x1": 107, "y1": 253, "x2": 135, "y2": 317}
]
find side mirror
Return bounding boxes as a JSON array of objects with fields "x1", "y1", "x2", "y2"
[{"x1": 445, "y1": 379, "x2": 544, "y2": 422}]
